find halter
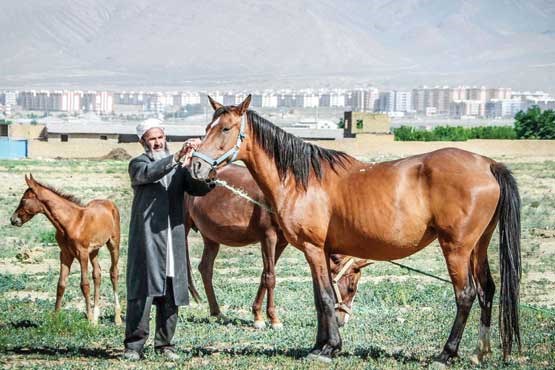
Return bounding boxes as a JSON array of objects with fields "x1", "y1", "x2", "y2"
[
  {"x1": 332, "y1": 257, "x2": 355, "y2": 316},
  {"x1": 191, "y1": 113, "x2": 246, "y2": 170}
]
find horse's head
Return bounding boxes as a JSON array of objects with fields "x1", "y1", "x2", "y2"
[
  {"x1": 191, "y1": 95, "x2": 251, "y2": 182},
  {"x1": 330, "y1": 255, "x2": 373, "y2": 327},
  {"x1": 10, "y1": 174, "x2": 44, "y2": 227}
]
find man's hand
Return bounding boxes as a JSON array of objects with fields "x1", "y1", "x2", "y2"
[{"x1": 175, "y1": 138, "x2": 202, "y2": 167}]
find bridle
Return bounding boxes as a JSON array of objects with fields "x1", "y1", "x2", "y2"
[
  {"x1": 191, "y1": 113, "x2": 246, "y2": 171},
  {"x1": 332, "y1": 257, "x2": 355, "y2": 316}
]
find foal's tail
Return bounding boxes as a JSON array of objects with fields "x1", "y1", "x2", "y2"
[{"x1": 490, "y1": 162, "x2": 521, "y2": 360}]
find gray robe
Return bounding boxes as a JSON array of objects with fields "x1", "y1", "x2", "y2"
[{"x1": 127, "y1": 153, "x2": 211, "y2": 305}]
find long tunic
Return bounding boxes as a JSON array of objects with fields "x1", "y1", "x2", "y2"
[{"x1": 127, "y1": 153, "x2": 211, "y2": 305}]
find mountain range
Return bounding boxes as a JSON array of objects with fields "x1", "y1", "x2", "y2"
[{"x1": 1, "y1": 0, "x2": 554, "y2": 92}]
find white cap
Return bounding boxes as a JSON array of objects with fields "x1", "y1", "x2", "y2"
[{"x1": 136, "y1": 118, "x2": 164, "y2": 139}]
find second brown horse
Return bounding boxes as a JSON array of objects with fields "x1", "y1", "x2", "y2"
[{"x1": 185, "y1": 164, "x2": 371, "y2": 329}]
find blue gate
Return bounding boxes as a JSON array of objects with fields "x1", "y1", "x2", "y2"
[{"x1": 0, "y1": 138, "x2": 28, "y2": 159}]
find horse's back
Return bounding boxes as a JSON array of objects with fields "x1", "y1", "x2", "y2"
[
  {"x1": 326, "y1": 148, "x2": 500, "y2": 259},
  {"x1": 188, "y1": 164, "x2": 277, "y2": 246},
  {"x1": 82, "y1": 199, "x2": 120, "y2": 241}
]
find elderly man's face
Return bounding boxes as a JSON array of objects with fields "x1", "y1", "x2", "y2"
[{"x1": 142, "y1": 128, "x2": 166, "y2": 152}]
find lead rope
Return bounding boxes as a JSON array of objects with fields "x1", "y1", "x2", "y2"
[{"x1": 212, "y1": 179, "x2": 274, "y2": 214}]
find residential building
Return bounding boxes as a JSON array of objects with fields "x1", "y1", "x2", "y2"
[{"x1": 485, "y1": 99, "x2": 523, "y2": 118}]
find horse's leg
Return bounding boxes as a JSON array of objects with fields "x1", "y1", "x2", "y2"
[
  {"x1": 77, "y1": 248, "x2": 93, "y2": 322},
  {"x1": 256, "y1": 231, "x2": 281, "y2": 329},
  {"x1": 304, "y1": 243, "x2": 341, "y2": 362},
  {"x1": 253, "y1": 235, "x2": 287, "y2": 329},
  {"x1": 469, "y1": 226, "x2": 496, "y2": 364},
  {"x1": 436, "y1": 236, "x2": 477, "y2": 364},
  {"x1": 90, "y1": 249, "x2": 102, "y2": 325},
  {"x1": 55, "y1": 249, "x2": 73, "y2": 312},
  {"x1": 107, "y1": 237, "x2": 122, "y2": 325},
  {"x1": 198, "y1": 237, "x2": 222, "y2": 317}
]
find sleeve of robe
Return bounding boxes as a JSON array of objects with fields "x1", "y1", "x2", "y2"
[
  {"x1": 129, "y1": 154, "x2": 177, "y2": 186},
  {"x1": 181, "y1": 166, "x2": 213, "y2": 196}
]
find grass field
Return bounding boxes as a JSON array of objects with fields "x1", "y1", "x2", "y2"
[{"x1": 0, "y1": 148, "x2": 554, "y2": 369}]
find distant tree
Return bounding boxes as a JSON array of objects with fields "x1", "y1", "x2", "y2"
[
  {"x1": 514, "y1": 106, "x2": 555, "y2": 139},
  {"x1": 337, "y1": 118, "x2": 344, "y2": 129},
  {"x1": 356, "y1": 119, "x2": 363, "y2": 129}
]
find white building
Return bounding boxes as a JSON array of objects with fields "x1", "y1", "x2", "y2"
[
  {"x1": 485, "y1": 99, "x2": 523, "y2": 118},
  {"x1": 378, "y1": 91, "x2": 412, "y2": 113},
  {"x1": 261, "y1": 93, "x2": 278, "y2": 108},
  {"x1": 302, "y1": 94, "x2": 319, "y2": 108},
  {"x1": 61, "y1": 90, "x2": 83, "y2": 113},
  {"x1": 181, "y1": 92, "x2": 201, "y2": 106}
]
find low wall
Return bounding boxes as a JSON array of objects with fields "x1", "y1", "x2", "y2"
[
  {"x1": 29, "y1": 139, "x2": 190, "y2": 159},
  {"x1": 26, "y1": 135, "x2": 555, "y2": 161}
]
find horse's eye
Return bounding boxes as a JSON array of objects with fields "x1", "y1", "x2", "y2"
[{"x1": 222, "y1": 127, "x2": 231, "y2": 133}]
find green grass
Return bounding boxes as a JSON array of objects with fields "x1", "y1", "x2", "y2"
[{"x1": 0, "y1": 158, "x2": 554, "y2": 369}]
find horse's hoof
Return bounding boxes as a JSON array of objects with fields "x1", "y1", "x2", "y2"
[
  {"x1": 306, "y1": 352, "x2": 332, "y2": 364},
  {"x1": 271, "y1": 322, "x2": 283, "y2": 330},
  {"x1": 469, "y1": 349, "x2": 491, "y2": 365},
  {"x1": 215, "y1": 313, "x2": 228, "y2": 322},
  {"x1": 253, "y1": 320, "x2": 266, "y2": 329}
]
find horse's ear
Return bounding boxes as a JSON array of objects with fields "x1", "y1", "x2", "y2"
[
  {"x1": 354, "y1": 259, "x2": 374, "y2": 271},
  {"x1": 26, "y1": 173, "x2": 38, "y2": 192},
  {"x1": 207, "y1": 95, "x2": 223, "y2": 111},
  {"x1": 237, "y1": 94, "x2": 251, "y2": 115}
]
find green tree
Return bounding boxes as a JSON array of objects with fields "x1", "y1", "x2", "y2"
[{"x1": 515, "y1": 106, "x2": 555, "y2": 139}]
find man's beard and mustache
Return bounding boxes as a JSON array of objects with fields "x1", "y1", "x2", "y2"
[{"x1": 144, "y1": 143, "x2": 171, "y2": 161}]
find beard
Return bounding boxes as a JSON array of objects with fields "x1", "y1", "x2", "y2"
[{"x1": 144, "y1": 143, "x2": 171, "y2": 161}]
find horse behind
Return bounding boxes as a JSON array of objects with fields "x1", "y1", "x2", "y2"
[
  {"x1": 185, "y1": 164, "x2": 371, "y2": 329},
  {"x1": 10, "y1": 174, "x2": 122, "y2": 325}
]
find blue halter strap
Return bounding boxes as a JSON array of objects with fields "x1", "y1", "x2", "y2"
[{"x1": 191, "y1": 114, "x2": 246, "y2": 169}]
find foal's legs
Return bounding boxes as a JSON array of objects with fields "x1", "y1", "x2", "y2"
[
  {"x1": 304, "y1": 243, "x2": 342, "y2": 362},
  {"x1": 437, "y1": 236, "x2": 478, "y2": 363},
  {"x1": 77, "y1": 247, "x2": 93, "y2": 322},
  {"x1": 55, "y1": 249, "x2": 73, "y2": 312},
  {"x1": 470, "y1": 225, "x2": 496, "y2": 364},
  {"x1": 198, "y1": 237, "x2": 222, "y2": 317},
  {"x1": 90, "y1": 249, "x2": 102, "y2": 324},
  {"x1": 107, "y1": 237, "x2": 122, "y2": 325}
]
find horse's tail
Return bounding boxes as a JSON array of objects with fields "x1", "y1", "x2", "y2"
[
  {"x1": 490, "y1": 162, "x2": 522, "y2": 360},
  {"x1": 184, "y1": 198, "x2": 202, "y2": 304}
]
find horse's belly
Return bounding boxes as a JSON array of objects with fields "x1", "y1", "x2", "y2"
[
  {"x1": 328, "y1": 222, "x2": 435, "y2": 261},
  {"x1": 194, "y1": 222, "x2": 259, "y2": 246}
]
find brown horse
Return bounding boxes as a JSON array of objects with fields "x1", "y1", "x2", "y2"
[
  {"x1": 185, "y1": 163, "x2": 372, "y2": 329},
  {"x1": 10, "y1": 174, "x2": 122, "y2": 325},
  {"x1": 190, "y1": 95, "x2": 521, "y2": 364}
]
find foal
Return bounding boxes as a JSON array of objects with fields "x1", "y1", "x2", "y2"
[
  {"x1": 11, "y1": 174, "x2": 122, "y2": 325},
  {"x1": 185, "y1": 164, "x2": 371, "y2": 329}
]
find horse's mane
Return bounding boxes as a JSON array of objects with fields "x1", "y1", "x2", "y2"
[
  {"x1": 34, "y1": 180, "x2": 85, "y2": 207},
  {"x1": 245, "y1": 110, "x2": 353, "y2": 189}
]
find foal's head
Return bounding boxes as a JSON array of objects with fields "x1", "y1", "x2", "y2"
[
  {"x1": 11, "y1": 175, "x2": 44, "y2": 227},
  {"x1": 330, "y1": 255, "x2": 373, "y2": 327},
  {"x1": 191, "y1": 95, "x2": 251, "y2": 182}
]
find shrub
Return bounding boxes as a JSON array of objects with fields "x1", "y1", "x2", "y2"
[
  {"x1": 515, "y1": 106, "x2": 555, "y2": 139},
  {"x1": 393, "y1": 125, "x2": 516, "y2": 141}
]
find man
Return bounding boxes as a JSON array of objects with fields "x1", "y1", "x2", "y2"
[{"x1": 124, "y1": 118, "x2": 212, "y2": 360}]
